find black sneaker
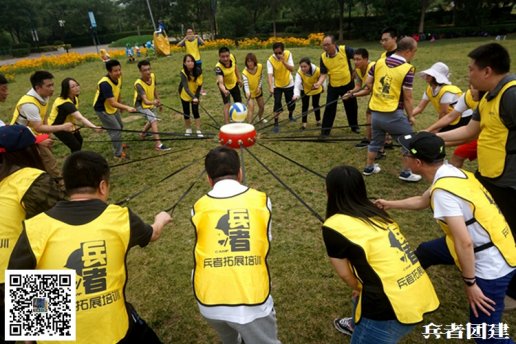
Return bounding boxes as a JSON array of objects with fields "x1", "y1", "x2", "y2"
[
  {"x1": 289, "y1": 116, "x2": 296, "y2": 122},
  {"x1": 355, "y1": 138, "x2": 370, "y2": 148},
  {"x1": 351, "y1": 127, "x2": 360, "y2": 134},
  {"x1": 333, "y1": 317, "x2": 354, "y2": 336}
]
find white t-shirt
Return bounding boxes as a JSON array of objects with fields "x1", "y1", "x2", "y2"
[
  {"x1": 267, "y1": 53, "x2": 294, "y2": 88},
  {"x1": 432, "y1": 163, "x2": 515, "y2": 279},
  {"x1": 293, "y1": 63, "x2": 319, "y2": 98},
  {"x1": 16, "y1": 88, "x2": 48, "y2": 126},
  {"x1": 192, "y1": 179, "x2": 274, "y2": 324},
  {"x1": 421, "y1": 85, "x2": 460, "y2": 107},
  {"x1": 451, "y1": 93, "x2": 473, "y2": 118}
]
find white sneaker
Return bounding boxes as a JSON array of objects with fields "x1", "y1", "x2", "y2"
[
  {"x1": 399, "y1": 171, "x2": 422, "y2": 182},
  {"x1": 363, "y1": 164, "x2": 381, "y2": 176},
  {"x1": 196, "y1": 130, "x2": 204, "y2": 138},
  {"x1": 185, "y1": 128, "x2": 192, "y2": 136},
  {"x1": 261, "y1": 118, "x2": 268, "y2": 123}
]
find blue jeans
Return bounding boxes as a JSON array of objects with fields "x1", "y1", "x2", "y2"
[{"x1": 351, "y1": 317, "x2": 414, "y2": 344}]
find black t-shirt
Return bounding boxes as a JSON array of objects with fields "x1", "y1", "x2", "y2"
[
  {"x1": 323, "y1": 226, "x2": 396, "y2": 321},
  {"x1": 53, "y1": 101, "x2": 77, "y2": 125}
]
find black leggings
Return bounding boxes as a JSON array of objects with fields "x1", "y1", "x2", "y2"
[
  {"x1": 301, "y1": 92, "x2": 321, "y2": 123},
  {"x1": 54, "y1": 130, "x2": 83, "y2": 153},
  {"x1": 181, "y1": 99, "x2": 200, "y2": 119}
]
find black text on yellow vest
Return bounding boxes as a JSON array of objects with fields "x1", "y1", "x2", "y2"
[
  {"x1": 48, "y1": 96, "x2": 79, "y2": 127},
  {"x1": 191, "y1": 188, "x2": 271, "y2": 306},
  {"x1": 477, "y1": 80, "x2": 516, "y2": 178},
  {"x1": 430, "y1": 169, "x2": 516, "y2": 268},
  {"x1": 268, "y1": 50, "x2": 292, "y2": 88},
  {"x1": 133, "y1": 73, "x2": 156, "y2": 109},
  {"x1": 368, "y1": 58, "x2": 413, "y2": 112},
  {"x1": 297, "y1": 65, "x2": 322, "y2": 96},
  {"x1": 93, "y1": 76, "x2": 122, "y2": 115},
  {"x1": 321, "y1": 46, "x2": 352, "y2": 87},
  {"x1": 242, "y1": 63, "x2": 263, "y2": 98},
  {"x1": 0, "y1": 167, "x2": 44, "y2": 284},
  {"x1": 425, "y1": 84, "x2": 463, "y2": 125},
  {"x1": 323, "y1": 214, "x2": 439, "y2": 324},
  {"x1": 11, "y1": 95, "x2": 49, "y2": 133},
  {"x1": 216, "y1": 54, "x2": 237, "y2": 89},
  {"x1": 24, "y1": 204, "x2": 132, "y2": 344}
]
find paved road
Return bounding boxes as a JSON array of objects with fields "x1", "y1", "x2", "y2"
[{"x1": 0, "y1": 44, "x2": 110, "y2": 66}]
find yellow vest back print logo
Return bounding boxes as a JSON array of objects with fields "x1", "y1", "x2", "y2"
[
  {"x1": 215, "y1": 209, "x2": 251, "y2": 252},
  {"x1": 66, "y1": 240, "x2": 108, "y2": 296}
]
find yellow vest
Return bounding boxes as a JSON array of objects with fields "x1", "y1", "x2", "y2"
[
  {"x1": 0, "y1": 168, "x2": 44, "y2": 284},
  {"x1": 425, "y1": 85, "x2": 463, "y2": 124},
  {"x1": 47, "y1": 97, "x2": 79, "y2": 127},
  {"x1": 24, "y1": 204, "x2": 131, "y2": 344},
  {"x1": 323, "y1": 214, "x2": 439, "y2": 324},
  {"x1": 464, "y1": 89, "x2": 479, "y2": 110},
  {"x1": 185, "y1": 39, "x2": 201, "y2": 61},
  {"x1": 93, "y1": 76, "x2": 122, "y2": 115},
  {"x1": 321, "y1": 46, "x2": 352, "y2": 87},
  {"x1": 369, "y1": 58, "x2": 413, "y2": 112},
  {"x1": 477, "y1": 80, "x2": 516, "y2": 178},
  {"x1": 216, "y1": 54, "x2": 238, "y2": 89},
  {"x1": 191, "y1": 188, "x2": 271, "y2": 306},
  {"x1": 133, "y1": 73, "x2": 156, "y2": 109},
  {"x1": 297, "y1": 65, "x2": 323, "y2": 96},
  {"x1": 356, "y1": 61, "x2": 375, "y2": 87},
  {"x1": 242, "y1": 63, "x2": 263, "y2": 98},
  {"x1": 179, "y1": 69, "x2": 204, "y2": 102},
  {"x1": 430, "y1": 169, "x2": 516, "y2": 268},
  {"x1": 11, "y1": 95, "x2": 49, "y2": 133},
  {"x1": 268, "y1": 50, "x2": 292, "y2": 88}
]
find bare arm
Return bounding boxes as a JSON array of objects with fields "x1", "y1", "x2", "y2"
[
  {"x1": 426, "y1": 109, "x2": 462, "y2": 133},
  {"x1": 150, "y1": 211, "x2": 172, "y2": 242},
  {"x1": 437, "y1": 119, "x2": 480, "y2": 143},
  {"x1": 412, "y1": 98, "x2": 429, "y2": 117},
  {"x1": 216, "y1": 75, "x2": 229, "y2": 95},
  {"x1": 71, "y1": 111, "x2": 99, "y2": 129},
  {"x1": 312, "y1": 73, "x2": 327, "y2": 90},
  {"x1": 403, "y1": 88, "x2": 415, "y2": 125},
  {"x1": 375, "y1": 188, "x2": 431, "y2": 210},
  {"x1": 107, "y1": 97, "x2": 136, "y2": 112},
  {"x1": 329, "y1": 258, "x2": 360, "y2": 291},
  {"x1": 30, "y1": 120, "x2": 73, "y2": 133}
]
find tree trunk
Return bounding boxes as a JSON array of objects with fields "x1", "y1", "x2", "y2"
[
  {"x1": 337, "y1": 0, "x2": 344, "y2": 41},
  {"x1": 418, "y1": 0, "x2": 430, "y2": 33},
  {"x1": 272, "y1": 0, "x2": 277, "y2": 37}
]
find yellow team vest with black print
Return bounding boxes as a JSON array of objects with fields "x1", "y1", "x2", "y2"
[
  {"x1": 24, "y1": 204, "x2": 131, "y2": 344},
  {"x1": 268, "y1": 50, "x2": 292, "y2": 88},
  {"x1": 321, "y1": 46, "x2": 352, "y2": 87},
  {"x1": 324, "y1": 214, "x2": 439, "y2": 324},
  {"x1": 179, "y1": 69, "x2": 204, "y2": 102},
  {"x1": 430, "y1": 169, "x2": 516, "y2": 268},
  {"x1": 242, "y1": 64, "x2": 263, "y2": 98},
  {"x1": 477, "y1": 80, "x2": 516, "y2": 178},
  {"x1": 47, "y1": 97, "x2": 79, "y2": 127},
  {"x1": 369, "y1": 58, "x2": 413, "y2": 112},
  {"x1": 93, "y1": 76, "x2": 122, "y2": 115},
  {"x1": 133, "y1": 73, "x2": 156, "y2": 109},
  {"x1": 425, "y1": 85, "x2": 463, "y2": 124},
  {"x1": 297, "y1": 65, "x2": 322, "y2": 96},
  {"x1": 216, "y1": 54, "x2": 237, "y2": 90},
  {"x1": 464, "y1": 89, "x2": 479, "y2": 110},
  {"x1": 356, "y1": 61, "x2": 376, "y2": 87},
  {"x1": 11, "y1": 95, "x2": 49, "y2": 131},
  {"x1": 0, "y1": 167, "x2": 44, "y2": 284},
  {"x1": 185, "y1": 39, "x2": 201, "y2": 61},
  {"x1": 191, "y1": 188, "x2": 271, "y2": 306}
]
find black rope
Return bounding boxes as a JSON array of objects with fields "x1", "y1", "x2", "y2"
[
  {"x1": 85, "y1": 135, "x2": 215, "y2": 144},
  {"x1": 199, "y1": 103, "x2": 222, "y2": 128},
  {"x1": 243, "y1": 146, "x2": 324, "y2": 223},
  {"x1": 115, "y1": 156, "x2": 203, "y2": 205},
  {"x1": 164, "y1": 169, "x2": 206, "y2": 214},
  {"x1": 257, "y1": 96, "x2": 302, "y2": 128},
  {"x1": 109, "y1": 146, "x2": 193, "y2": 168},
  {"x1": 256, "y1": 142, "x2": 325, "y2": 179},
  {"x1": 161, "y1": 103, "x2": 220, "y2": 131},
  {"x1": 250, "y1": 94, "x2": 273, "y2": 125},
  {"x1": 239, "y1": 144, "x2": 247, "y2": 185}
]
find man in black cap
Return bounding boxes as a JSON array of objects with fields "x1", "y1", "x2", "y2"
[{"x1": 375, "y1": 132, "x2": 515, "y2": 343}]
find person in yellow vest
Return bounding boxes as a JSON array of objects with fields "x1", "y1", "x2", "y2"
[
  {"x1": 376, "y1": 132, "x2": 516, "y2": 342},
  {"x1": 412, "y1": 62, "x2": 466, "y2": 131},
  {"x1": 179, "y1": 54, "x2": 204, "y2": 137},
  {"x1": 323, "y1": 164, "x2": 439, "y2": 342},
  {"x1": 11, "y1": 71, "x2": 74, "y2": 183},
  {"x1": 191, "y1": 146, "x2": 281, "y2": 344},
  {"x1": 292, "y1": 57, "x2": 322, "y2": 130},
  {"x1": 134, "y1": 60, "x2": 170, "y2": 151},
  {"x1": 426, "y1": 86, "x2": 483, "y2": 168},
  {"x1": 0, "y1": 125, "x2": 63, "y2": 343},
  {"x1": 8, "y1": 150, "x2": 171, "y2": 344},
  {"x1": 242, "y1": 53, "x2": 266, "y2": 123},
  {"x1": 47, "y1": 77, "x2": 100, "y2": 153},
  {"x1": 438, "y1": 43, "x2": 516, "y2": 311},
  {"x1": 360, "y1": 37, "x2": 422, "y2": 182},
  {"x1": 379, "y1": 27, "x2": 398, "y2": 59},
  {"x1": 267, "y1": 42, "x2": 295, "y2": 133},
  {"x1": 342, "y1": 48, "x2": 375, "y2": 148},
  {"x1": 215, "y1": 47, "x2": 242, "y2": 124},
  {"x1": 178, "y1": 28, "x2": 205, "y2": 69},
  {"x1": 93, "y1": 59, "x2": 137, "y2": 160},
  {"x1": 312, "y1": 35, "x2": 359, "y2": 137}
]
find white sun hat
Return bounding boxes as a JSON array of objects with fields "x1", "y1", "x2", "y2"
[{"x1": 418, "y1": 62, "x2": 451, "y2": 85}]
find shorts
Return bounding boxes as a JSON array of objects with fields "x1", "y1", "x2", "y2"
[
  {"x1": 136, "y1": 107, "x2": 159, "y2": 123},
  {"x1": 220, "y1": 85, "x2": 242, "y2": 105},
  {"x1": 453, "y1": 140, "x2": 477, "y2": 161}
]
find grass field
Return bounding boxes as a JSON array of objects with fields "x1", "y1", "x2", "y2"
[{"x1": 1, "y1": 36, "x2": 515, "y2": 343}]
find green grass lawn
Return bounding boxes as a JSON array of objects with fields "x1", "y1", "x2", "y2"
[{"x1": 1, "y1": 36, "x2": 515, "y2": 343}]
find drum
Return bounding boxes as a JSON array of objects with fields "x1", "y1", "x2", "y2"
[{"x1": 218, "y1": 123, "x2": 257, "y2": 149}]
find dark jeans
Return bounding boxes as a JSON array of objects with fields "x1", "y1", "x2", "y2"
[
  {"x1": 54, "y1": 130, "x2": 83, "y2": 153},
  {"x1": 475, "y1": 172, "x2": 516, "y2": 299},
  {"x1": 273, "y1": 86, "x2": 295, "y2": 115},
  {"x1": 321, "y1": 84, "x2": 358, "y2": 136},
  {"x1": 301, "y1": 92, "x2": 321, "y2": 123},
  {"x1": 118, "y1": 303, "x2": 162, "y2": 343}
]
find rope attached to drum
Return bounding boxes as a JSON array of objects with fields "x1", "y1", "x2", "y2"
[{"x1": 165, "y1": 169, "x2": 206, "y2": 215}]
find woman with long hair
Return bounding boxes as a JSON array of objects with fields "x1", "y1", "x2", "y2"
[
  {"x1": 242, "y1": 53, "x2": 265, "y2": 123},
  {"x1": 323, "y1": 165, "x2": 439, "y2": 343},
  {"x1": 179, "y1": 54, "x2": 203, "y2": 137},
  {"x1": 47, "y1": 77, "x2": 100, "y2": 152}
]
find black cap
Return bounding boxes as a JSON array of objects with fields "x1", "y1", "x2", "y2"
[
  {"x1": 0, "y1": 125, "x2": 36, "y2": 153},
  {"x1": 398, "y1": 132, "x2": 446, "y2": 163}
]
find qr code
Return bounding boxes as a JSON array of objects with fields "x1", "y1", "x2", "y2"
[{"x1": 5, "y1": 270, "x2": 76, "y2": 341}]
